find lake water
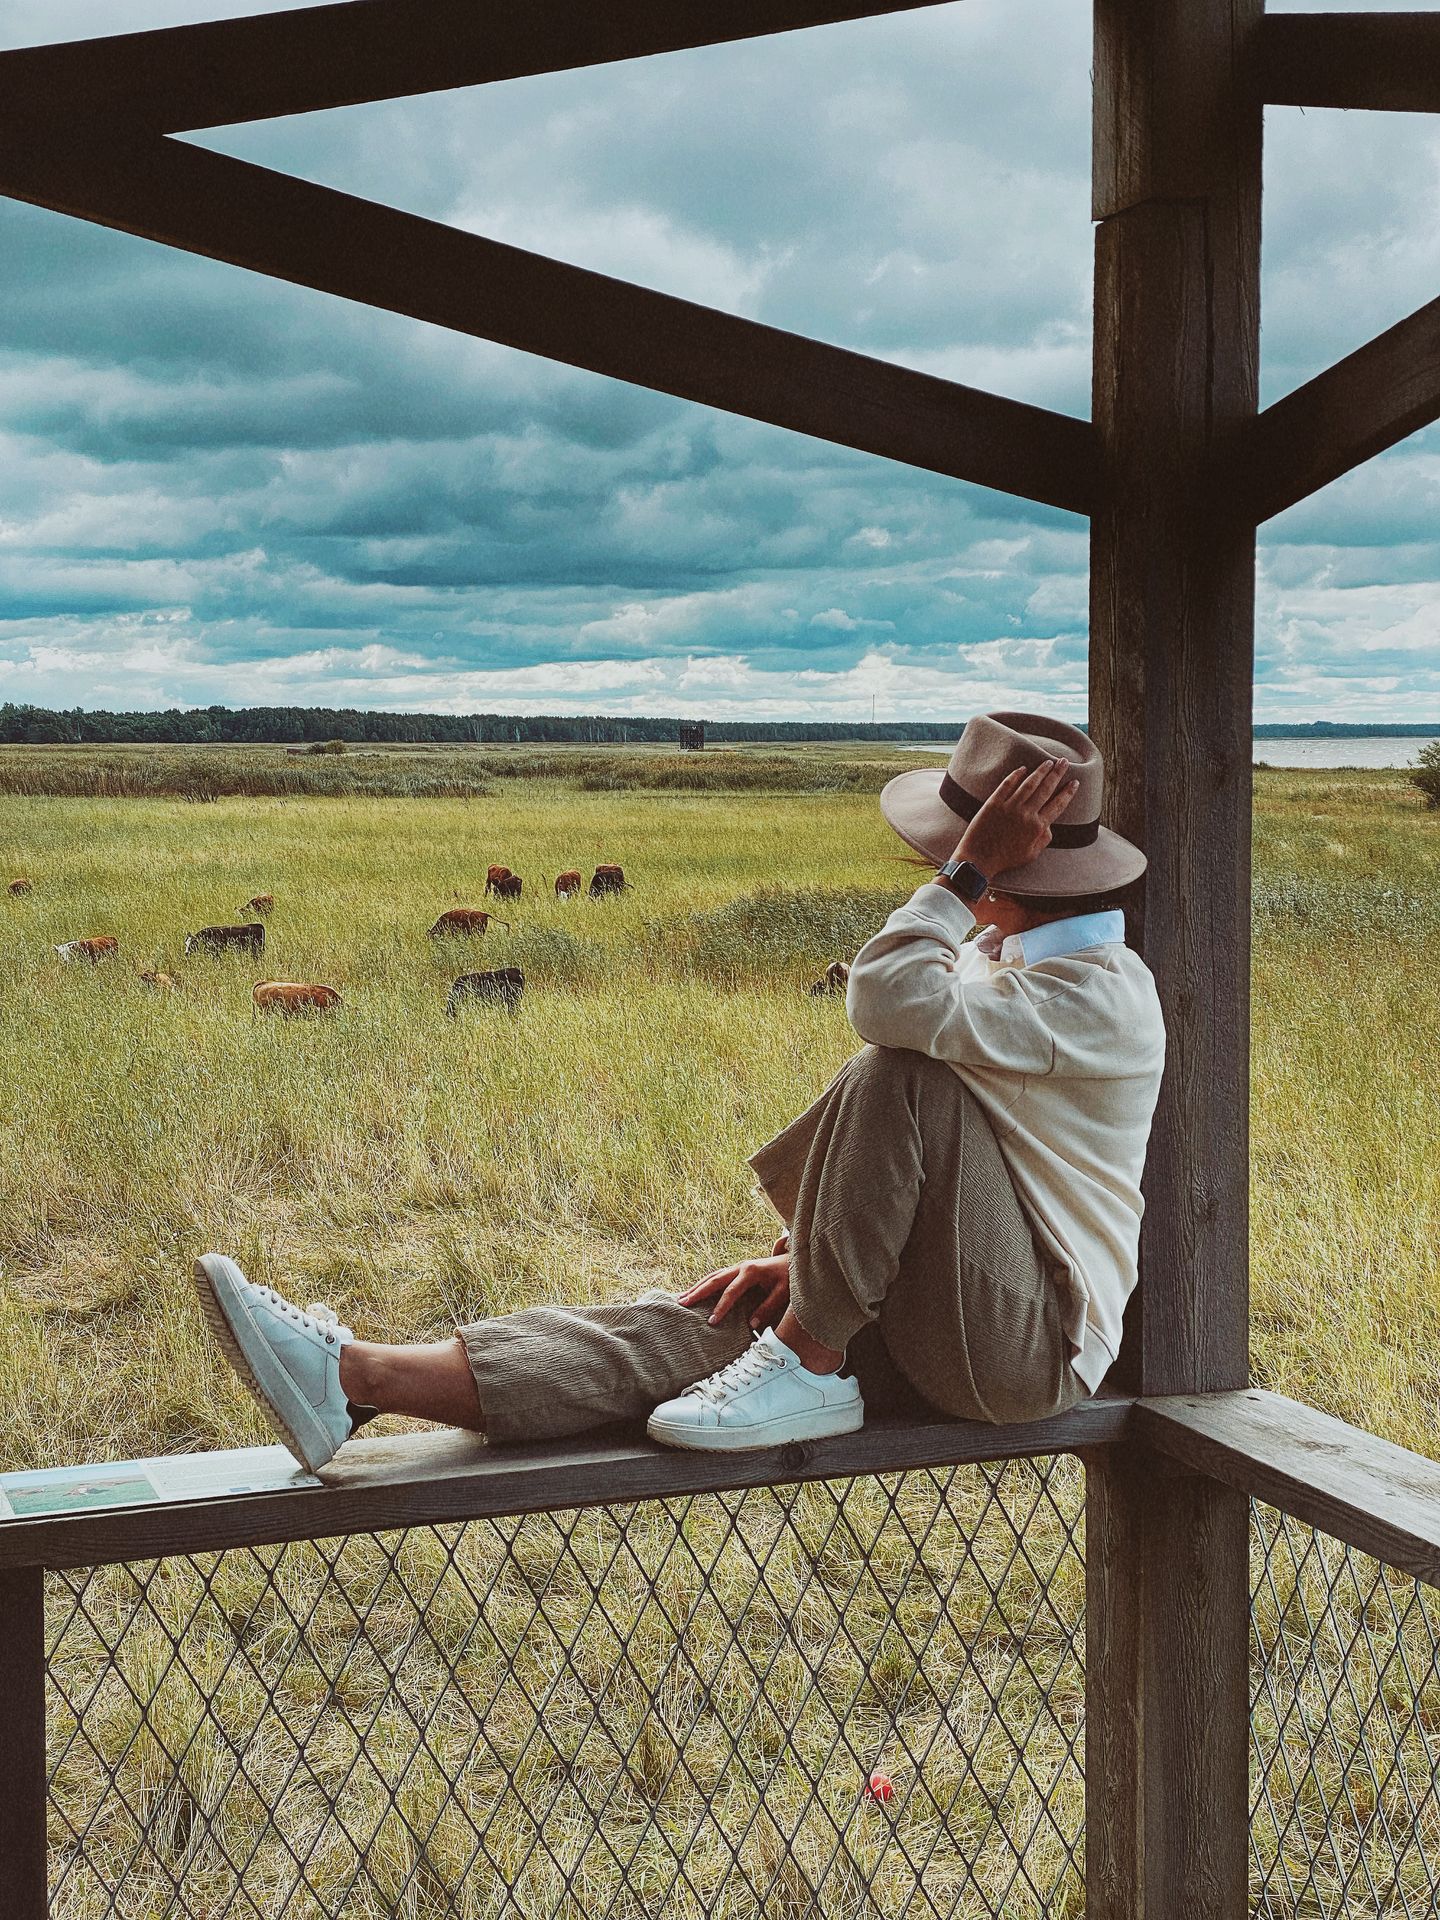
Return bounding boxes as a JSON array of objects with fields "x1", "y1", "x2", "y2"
[{"x1": 897, "y1": 737, "x2": 1436, "y2": 769}]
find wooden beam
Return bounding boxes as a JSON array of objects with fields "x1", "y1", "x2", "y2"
[
  {"x1": 1087, "y1": 2, "x2": 1260, "y2": 1914},
  {"x1": 0, "y1": 1570, "x2": 47, "y2": 1920},
  {"x1": 0, "y1": 0, "x2": 955, "y2": 134},
  {"x1": 1091, "y1": 0, "x2": 1261, "y2": 1397},
  {"x1": 1239, "y1": 295, "x2": 1440, "y2": 524},
  {"x1": 1085, "y1": 1453, "x2": 1250, "y2": 1920},
  {"x1": 1263, "y1": 12, "x2": 1440, "y2": 115},
  {"x1": 0, "y1": 1397, "x2": 1131, "y2": 1572},
  {"x1": 1139, "y1": 1389, "x2": 1440, "y2": 1589},
  {"x1": 0, "y1": 135, "x2": 1094, "y2": 517}
]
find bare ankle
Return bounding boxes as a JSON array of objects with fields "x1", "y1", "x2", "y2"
[
  {"x1": 774, "y1": 1309, "x2": 845, "y2": 1375},
  {"x1": 339, "y1": 1341, "x2": 387, "y2": 1406}
]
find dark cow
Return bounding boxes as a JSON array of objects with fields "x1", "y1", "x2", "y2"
[
  {"x1": 428, "y1": 907, "x2": 506, "y2": 938},
  {"x1": 808, "y1": 959, "x2": 851, "y2": 997},
  {"x1": 489, "y1": 872, "x2": 522, "y2": 901},
  {"x1": 484, "y1": 865, "x2": 512, "y2": 895},
  {"x1": 185, "y1": 923, "x2": 265, "y2": 958},
  {"x1": 554, "y1": 870, "x2": 583, "y2": 900},
  {"x1": 446, "y1": 967, "x2": 525, "y2": 1018},
  {"x1": 8, "y1": 878, "x2": 33, "y2": 896},
  {"x1": 589, "y1": 864, "x2": 628, "y2": 898},
  {"x1": 56, "y1": 935, "x2": 118, "y2": 962}
]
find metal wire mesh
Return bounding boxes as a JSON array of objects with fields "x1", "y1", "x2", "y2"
[
  {"x1": 1250, "y1": 1501, "x2": 1440, "y2": 1919},
  {"x1": 44, "y1": 1456, "x2": 1085, "y2": 1919}
]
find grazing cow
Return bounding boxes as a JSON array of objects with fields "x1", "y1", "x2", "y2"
[
  {"x1": 554, "y1": 870, "x2": 583, "y2": 900},
  {"x1": 185, "y1": 923, "x2": 265, "y2": 958},
  {"x1": 808, "y1": 959, "x2": 851, "y2": 998},
  {"x1": 428, "y1": 907, "x2": 506, "y2": 938},
  {"x1": 253, "y1": 981, "x2": 342, "y2": 1016},
  {"x1": 489, "y1": 872, "x2": 522, "y2": 901},
  {"x1": 446, "y1": 967, "x2": 524, "y2": 1018},
  {"x1": 138, "y1": 969, "x2": 181, "y2": 992},
  {"x1": 484, "y1": 865, "x2": 512, "y2": 895},
  {"x1": 589, "y1": 864, "x2": 628, "y2": 898},
  {"x1": 8, "y1": 878, "x2": 33, "y2": 896},
  {"x1": 240, "y1": 893, "x2": 274, "y2": 918},
  {"x1": 55, "y1": 936, "x2": 118, "y2": 962}
]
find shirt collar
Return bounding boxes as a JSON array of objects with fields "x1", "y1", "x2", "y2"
[{"x1": 975, "y1": 908, "x2": 1126, "y2": 968}]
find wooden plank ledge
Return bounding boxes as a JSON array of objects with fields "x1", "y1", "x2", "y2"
[
  {"x1": 1137, "y1": 1389, "x2": 1440, "y2": 1589},
  {"x1": 0, "y1": 1396, "x2": 1131, "y2": 1572}
]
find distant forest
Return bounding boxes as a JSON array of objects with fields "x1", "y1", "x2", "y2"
[{"x1": 0, "y1": 703, "x2": 1433, "y2": 746}]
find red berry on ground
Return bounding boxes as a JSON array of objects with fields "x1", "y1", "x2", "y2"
[{"x1": 865, "y1": 1769, "x2": 894, "y2": 1803}]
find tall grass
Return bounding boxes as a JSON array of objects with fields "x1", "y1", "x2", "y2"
[{"x1": 2, "y1": 761, "x2": 1436, "y2": 1917}]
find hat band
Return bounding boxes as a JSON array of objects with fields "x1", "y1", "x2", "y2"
[{"x1": 939, "y1": 771, "x2": 1100, "y2": 848}]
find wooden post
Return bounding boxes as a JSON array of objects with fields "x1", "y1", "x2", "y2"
[
  {"x1": 0, "y1": 1569, "x2": 48, "y2": 1919},
  {"x1": 1086, "y1": 0, "x2": 1261, "y2": 1912}
]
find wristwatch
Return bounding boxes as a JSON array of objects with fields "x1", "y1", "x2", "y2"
[{"x1": 935, "y1": 857, "x2": 989, "y2": 903}]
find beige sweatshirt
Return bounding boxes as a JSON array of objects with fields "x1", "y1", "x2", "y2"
[{"x1": 845, "y1": 882, "x2": 1166, "y2": 1392}]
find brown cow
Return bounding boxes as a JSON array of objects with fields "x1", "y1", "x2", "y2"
[
  {"x1": 589, "y1": 864, "x2": 628, "y2": 898},
  {"x1": 808, "y1": 959, "x2": 851, "y2": 997},
  {"x1": 484, "y1": 865, "x2": 513, "y2": 894},
  {"x1": 554, "y1": 870, "x2": 583, "y2": 900},
  {"x1": 56, "y1": 936, "x2": 118, "y2": 962},
  {"x1": 253, "y1": 981, "x2": 342, "y2": 1016},
  {"x1": 240, "y1": 893, "x2": 274, "y2": 918},
  {"x1": 8, "y1": 878, "x2": 33, "y2": 896},
  {"x1": 446, "y1": 967, "x2": 524, "y2": 1017},
  {"x1": 490, "y1": 872, "x2": 522, "y2": 901},
  {"x1": 428, "y1": 907, "x2": 507, "y2": 938},
  {"x1": 186, "y1": 923, "x2": 265, "y2": 958},
  {"x1": 139, "y1": 969, "x2": 181, "y2": 992}
]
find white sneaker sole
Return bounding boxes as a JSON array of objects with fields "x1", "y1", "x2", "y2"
[
  {"x1": 193, "y1": 1253, "x2": 342, "y2": 1473},
  {"x1": 646, "y1": 1397, "x2": 865, "y2": 1452}
]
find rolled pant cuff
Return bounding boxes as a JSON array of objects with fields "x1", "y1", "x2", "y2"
[
  {"x1": 788, "y1": 1242, "x2": 871, "y2": 1355},
  {"x1": 455, "y1": 1320, "x2": 534, "y2": 1447}
]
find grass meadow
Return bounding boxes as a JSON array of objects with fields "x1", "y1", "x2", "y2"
[{"x1": 2, "y1": 748, "x2": 1438, "y2": 1916}]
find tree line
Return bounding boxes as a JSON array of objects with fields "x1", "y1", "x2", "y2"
[{"x1": 0, "y1": 703, "x2": 965, "y2": 746}]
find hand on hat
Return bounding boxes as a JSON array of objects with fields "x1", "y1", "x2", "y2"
[{"x1": 954, "y1": 758, "x2": 1081, "y2": 881}]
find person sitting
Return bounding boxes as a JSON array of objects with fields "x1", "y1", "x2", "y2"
[{"x1": 193, "y1": 711, "x2": 1165, "y2": 1470}]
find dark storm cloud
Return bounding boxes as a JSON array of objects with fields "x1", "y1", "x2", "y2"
[{"x1": 0, "y1": 0, "x2": 1437, "y2": 718}]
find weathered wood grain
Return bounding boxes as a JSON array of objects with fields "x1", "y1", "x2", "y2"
[
  {"x1": 0, "y1": 0, "x2": 954, "y2": 133},
  {"x1": 1262, "y1": 12, "x2": 1440, "y2": 115},
  {"x1": 0, "y1": 136, "x2": 1095, "y2": 517},
  {"x1": 0, "y1": 1570, "x2": 47, "y2": 1919},
  {"x1": 1085, "y1": 1452, "x2": 1250, "y2": 1920},
  {"x1": 1139, "y1": 1389, "x2": 1440, "y2": 1588},
  {"x1": 1088, "y1": 2, "x2": 1260, "y2": 1911},
  {"x1": 0, "y1": 1398, "x2": 1132, "y2": 1573},
  {"x1": 1239, "y1": 295, "x2": 1440, "y2": 524},
  {"x1": 1090, "y1": 0, "x2": 1261, "y2": 1398}
]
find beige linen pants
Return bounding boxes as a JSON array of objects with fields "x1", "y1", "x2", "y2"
[{"x1": 458, "y1": 1045, "x2": 1086, "y2": 1444}]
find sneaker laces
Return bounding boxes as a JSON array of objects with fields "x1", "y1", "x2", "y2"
[
  {"x1": 255, "y1": 1287, "x2": 349, "y2": 1342},
  {"x1": 692, "y1": 1339, "x2": 786, "y2": 1404}
]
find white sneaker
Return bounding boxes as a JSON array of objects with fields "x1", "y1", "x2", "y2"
[
  {"x1": 193, "y1": 1253, "x2": 373, "y2": 1472},
  {"x1": 647, "y1": 1326, "x2": 864, "y2": 1452}
]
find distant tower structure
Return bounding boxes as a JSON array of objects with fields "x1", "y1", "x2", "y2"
[{"x1": 678, "y1": 721, "x2": 706, "y2": 752}]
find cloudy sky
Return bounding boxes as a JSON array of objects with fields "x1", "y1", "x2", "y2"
[{"x1": 3, "y1": 0, "x2": 1439, "y2": 723}]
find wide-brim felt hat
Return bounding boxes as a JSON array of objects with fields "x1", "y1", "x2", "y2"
[{"x1": 879, "y1": 710, "x2": 1147, "y2": 897}]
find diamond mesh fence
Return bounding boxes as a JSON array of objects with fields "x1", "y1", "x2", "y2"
[
  {"x1": 1250, "y1": 1502, "x2": 1440, "y2": 1919},
  {"x1": 44, "y1": 1456, "x2": 1086, "y2": 1920}
]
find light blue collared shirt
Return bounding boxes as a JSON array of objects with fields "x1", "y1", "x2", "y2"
[{"x1": 975, "y1": 908, "x2": 1126, "y2": 969}]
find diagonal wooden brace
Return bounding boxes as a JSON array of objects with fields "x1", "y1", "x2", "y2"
[
  {"x1": 1237, "y1": 294, "x2": 1440, "y2": 524},
  {"x1": 0, "y1": 132, "x2": 1096, "y2": 516},
  {"x1": 0, "y1": 0, "x2": 956, "y2": 134}
]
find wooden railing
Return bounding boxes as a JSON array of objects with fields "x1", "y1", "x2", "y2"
[{"x1": 5, "y1": 1390, "x2": 1440, "y2": 1917}]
